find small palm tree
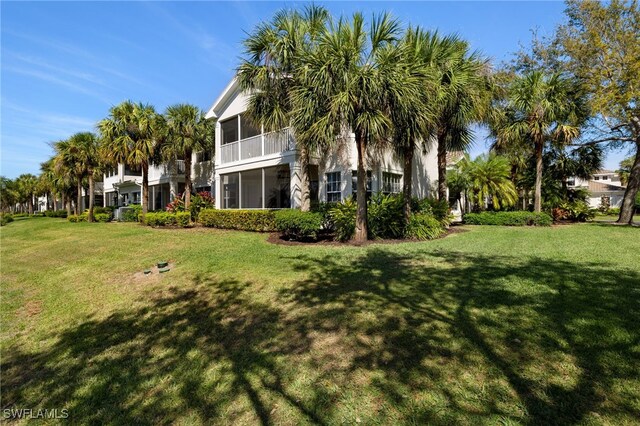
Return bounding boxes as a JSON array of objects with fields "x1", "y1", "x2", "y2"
[
  {"x1": 496, "y1": 71, "x2": 582, "y2": 212},
  {"x1": 99, "y1": 101, "x2": 164, "y2": 220},
  {"x1": 460, "y1": 154, "x2": 518, "y2": 211},
  {"x1": 15, "y1": 174, "x2": 39, "y2": 215},
  {"x1": 164, "y1": 104, "x2": 214, "y2": 209}
]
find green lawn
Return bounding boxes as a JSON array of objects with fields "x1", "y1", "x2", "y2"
[{"x1": 1, "y1": 219, "x2": 639, "y2": 425}]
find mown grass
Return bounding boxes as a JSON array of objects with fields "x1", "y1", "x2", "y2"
[{"x1": 1, "y1": 219, "x2": 639, "y2": 425}]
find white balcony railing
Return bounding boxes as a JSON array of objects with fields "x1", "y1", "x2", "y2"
[{"x1": 220, "y1": 128, "x2": 295, "y2": 164}]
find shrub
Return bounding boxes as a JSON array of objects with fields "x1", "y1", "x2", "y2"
[
  {"x1": 367, "y1": 194, "x2": 405, "y2": 239},
  {"x1": 405, "y1": 212, "x2": 445, "y2": 240},
  {"x1": 417, "y1": 198, "x2": 453, "y2": 227},
  {"x1": 607, "y1": 207, "x2": 620, "y2": 216},
  {"x1": 189, "y1": 191, "x2": 215, "y2": 221},
  {"x1": 78, "y1": 213, "x2": 88, "y2": 222},
  {"x1": 328, "y1": 199, "x2": 357, "y2": 241},
  {"x1": 0, "y1": 213, "x2": 14, "y2": 226},
  {"x1": 67, "y1": 214, "x2": 79, "y2": 223},
  {"x1": 176, "y1": 211, "x2": 191, "y2": 227},
  {"x1": 199, "y1": 209, "x2": 277, "y2": 232},
  {"x1": 275, "y1": 209, "x2": 323, "y2": 241},
  {"x1": 145, "y1": 212, "x2": 176, "y2": 227},
  {"x1": 122, "y1": 205, "x2": 142, "y2": 222},
  {"x1": 464, "y1": 211, "x2": 552, "y2": 226},
  {"x1": 94, "y1": 213, "x2": 111, "y2": 223},
  {"x1": 554, "y1": 201, "x2": 596, "y2": 222},
  {"x1": 44, "y1": 209, "x2": 68, "y2": 218}
]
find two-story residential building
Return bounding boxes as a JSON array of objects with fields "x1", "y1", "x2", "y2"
[
  {"x1": 103, "y1": 154, "x2": 214, "y2": 212},
  {"x1": 568, "y1": 169, "x2": 627, "y2": 209},
  {"x1": 206, "y1": 78, "x2": 439, "y2": 210}
]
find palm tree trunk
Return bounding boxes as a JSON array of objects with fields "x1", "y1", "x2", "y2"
[
  {"x1": 88, "y1": 173, "x2": 95, "y2": 222},
  {"x1": 534, "y1": 138, "x2": 543, "y2": 212},
  {"x1": 28, "y1": 195, "x2": 34, "y2": 215},
  {"x1": 617, "y1": 139, "x2": 640, "y2": 224},
  {"x1": 299, "y1": 146, "x2": 311, "y2": 212},
  {"x1": 354, "y1": 130, "x2": 368, "y2": 242},
  {"x1": 76, "y1": 179, "x2": 83, "y2": 216},
  {"x1": 402, "y1": 145, "x2": 414, "y2": 224},
  {"x1": 437, "y1": 133, "x2": 448, "y2": 201},
  {"x1": 184, "y1": 150, "x2": 192, "y2": 209},
  {"x1": 142, "y1": 162, "x2": 149, "y2": 221}
]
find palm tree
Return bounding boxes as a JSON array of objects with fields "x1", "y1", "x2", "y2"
[
  {"x1": 0, "y1": 177, "x2": 18, "y2": 213},
  {"x1": 431, "y1": 38, "x2": 491, "y2": 202},
  {"x1": 164, "y1": 104, "x2": 214, "y2": 209},
  {"x1": 53, "y1": 138, "x2": 84, "y2": 215},
  {"x1": 460, "y1": 154, "x2": 518, "y2": 211},
  {"x1": 15, "y1": 174, "x2": 39, "y2": 215},
  {"x1": 290, "y1": 13, "x2": 416, "y2": 241},
  {"x1": 496, "y1": 71, "x2": 582, "y2": 212},
  {"x1": 237, "y1": 5, "x2": 330, "y2": 212},
  {"x1": 99, "y1": 101, "x2": 164, "y2": 220},
  {"x1": 69, "y1": 132, "x2": 101, "y2": 221}
]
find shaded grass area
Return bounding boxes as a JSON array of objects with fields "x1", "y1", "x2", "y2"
[{"x1": 1, "y1": 219, "x2": 639, "y2": 425}]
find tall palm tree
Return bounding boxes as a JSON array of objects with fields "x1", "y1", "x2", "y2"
[
  {"x1": 460, "y1": 154, "x2": 518, "y2": 211},
  {"x1": 53, "y1": 138, "x2": 84, "y2": 215},
  {"x1": 291, "y1": 13, "x2": 416, "y2": 241},
  {"x1": 237, "y1": 5, "x2": 330, "y2": 212},
  {"x1": 496, "y1": 71, "x2": 582, "y2": 212},
  {"x1": 99, "y1": 101, "x2": 164, "y2": 220},
  {"x1": 68, "y1": 132, "x2": 101, "y2": 221},
  {"x1": 0, "y1": 177, "x2": 18, "y2": 212},
  {"x1": 431, "y1": 39, "x2": 491, "y2": 202},
  {"x1": 164, "y1": 104, "x2": 214, "y2": 209}
]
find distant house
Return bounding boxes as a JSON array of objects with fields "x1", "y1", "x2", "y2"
[{"x1": 568, "y1": 169, "x2": 626, "y2": 209}]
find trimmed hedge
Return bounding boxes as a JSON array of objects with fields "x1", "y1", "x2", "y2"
[
  {"x1": 94, "y1": 213, "x2": 111, "y2": 223},
  {"x1": 44, "y1": 209, "x2": 68, "y2": 218},
  {"x1": 406, "y1": 212, "x2": 445, "y2": 240},
  {"x1": 0, "y1": 214, "x2": 14, "y2": 226},
  {"x1": 199, "y1": 209, "x2": 276, "y2": 232},
  {"x1": 275, "y1": 209, "x2": 323, "y2": 240},
  {"x1": 67, "y1": 214, "x2": 79, "y2": 223},
  {"x1": 464, "y1": 211, "x2": 552, "y2": 226},
  {"x1": 175, "y1": 211, "x2": 191, "y2": 227}
]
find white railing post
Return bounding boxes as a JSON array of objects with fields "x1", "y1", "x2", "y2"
[{"x1": 261, "y1": 125, "x2": 265, "y2": 156}]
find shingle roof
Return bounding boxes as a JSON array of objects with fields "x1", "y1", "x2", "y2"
[{"x1": 594, "y1": 169, "x2": 615, "y2": 175}]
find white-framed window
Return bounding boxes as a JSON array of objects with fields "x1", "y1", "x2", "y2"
[
  {"x1": 382, "y1": 172, "x2": 402, "y2": 194},
  {"x1": 326, "y1": 172, "x2": 341, "y2": 202},
  {"x1": 351, "y1": 170, "x2": 372, "y2": 198},
  {"x1": 594, "y1": 176, "x2": 600, "y2": 180}
]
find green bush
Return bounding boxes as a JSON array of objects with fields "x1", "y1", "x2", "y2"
[
  {"x1": 67, "y1": 214, "x2": 79, "y2": 223},
  {"x1": 145, "y1": 212, "x2": 175, "y2": 227},
  {"x1": 199, "y1": 209, "x2": 277, "y2": 232},
  {"x1": 44, "y1": 209, "x2": 68, "y2": 218},
  {"x1": 607, "y1": 207, "x2": 620, "y2": 216},
  {"x1": 78, "y1": 213, "x2": 88, "y2": 222},
  {"x1": 555, "y1": 201, "x2": 596, "y2": 222},
  {"x1": 275, "y1": 209, "x2": 323, "y2": 240},
  {"x1": 368, "y1": 194, "x2": 405, "y2": 239},
  {"x1": 417, "y1": 198, "x2": 453, "y2": 227},
  {"x1": 94, "y1": 213, "x2": 111, "y2": 223},
  {"x1": 0, "y1": 213, "x2": 14, "y2": 226},
  {"x1": 405, "y1": 212, "x2": 445, "y2": 240},
  {"x1": 176, "y1": 211, "x2": 191, "y2": 227},
  {"x1": 122, "y1": 205, "x2": 142, "y2": 222},
  {"x1": 12, "y1": 213, "x2": 29, "y2": 218},
  {"x1": 464, "y1": 211, "x2": 552, "y2": 226},
  {"x1": 328, "y1": 199, "x2": 357, "y2": 241}
]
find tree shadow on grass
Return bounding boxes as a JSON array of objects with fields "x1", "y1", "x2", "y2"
[
  {"x1": 2, "y1": 250, "x2": 639, "y2": 425},
  {"x1": 279, "y1": 249, "x2": 640, "y2": 424}
]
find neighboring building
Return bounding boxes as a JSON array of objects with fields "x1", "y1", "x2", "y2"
[
  {"x1": 206, "y1": 78, "x2": 439, "y2": 210},
  {"x1": 36, "y1": 183, "x2": 103, "y2": 212},
  {"x1": 102, "y1": 154, "x2": 214, "y2": 211},
  {"x1": 568, "y1": 169, "x2": 627, "y2": 209}
]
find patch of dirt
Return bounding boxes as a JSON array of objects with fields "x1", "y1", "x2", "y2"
[
  {"x1": 21, "y1": 300, "x2": 42, "y2": 317},
  {"x1": 266, "y1": 225, "x2": 468, "y2": 247},
  {"x1": 132, "y1": 262, "x2": 176, "y2": 282}
]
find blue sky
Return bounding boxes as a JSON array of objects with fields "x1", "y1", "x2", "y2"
[{"x1": 0, "y1": 1, "x2": 629, "y2": 178}]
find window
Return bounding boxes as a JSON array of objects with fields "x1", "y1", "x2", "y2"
[
  {"x1": 567, "y1": 178, "x2": 576, "y2": 187},
  {"x1": 351, "y1": 170, "x2": 372, "y2": 198},
  {"x1": 221, "y1": 173, "x2": 239, "y2": 208},
  {"x1": 382, "y1": 172, "x2": 402, "y2": 194},
  {"x1": 221, "y1": 117, "x2": 238, "y2": 145},
  {"x1": 196, "y1": 151, "x2": 212, "y2": 162},
  {"x1": 124, "y1": 165, "x2": 142, "y2": 176},
  {"x1": 240, "y1": 114, "x2": 260, "y2": 139},
  {"x1": 602, "y1": 175, "x2": 609, "y2": 180},
  {"x1": 326, "y1": 172, "x2": 341, "y2": 202},
  {"x1": 594, "y1": 176, "x2": 600, "y2": 180}
]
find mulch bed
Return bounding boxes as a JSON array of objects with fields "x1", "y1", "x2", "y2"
[{"x1": 266, "y1": 225, "x2": 468, "y2": 246}]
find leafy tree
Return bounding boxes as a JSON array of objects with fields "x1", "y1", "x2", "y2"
[
  {"x1": 163, "y1": 104, "x2": 214, "y2": 209},
  {"x1": 556, "y1": 0, "x2": 640, "y2": 224},
  {"x1": 238, "y1": 5, "x2": 330, "y2": 212},
  {"x1": 495, "y1": 71, "x2": 583, "y2": 212},
  {"x1": 15, "y1": 174, "x2": 39, "y2": 215},
  {"x1": 459, "y1": 154, "x2": 518, "y2": 211},
  {"x1": 99, "y1": 101, "x2": 164, "y2": 220}
]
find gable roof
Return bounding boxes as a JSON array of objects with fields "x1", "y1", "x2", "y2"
[{"x1": 205, "y1": 77, "x2": 239, "y2": 120}]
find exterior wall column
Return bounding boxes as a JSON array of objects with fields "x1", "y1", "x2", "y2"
[
  {"x1": 214, "y1": 173, "x2": 221, "y2": 209},
  {"x1": 290, "y1": 161, "x2": 302, "y2": 209}
]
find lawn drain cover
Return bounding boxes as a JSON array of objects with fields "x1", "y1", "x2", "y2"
[
  {"x1": 143, "y1": 269, "x2": 152, "y2": 275},
  {"x1": 157, "y1": 261, "x2": 168, "y2": 268},
  {"x1": 159, "y1": 267, "x2": 170, "y2": 273}
]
